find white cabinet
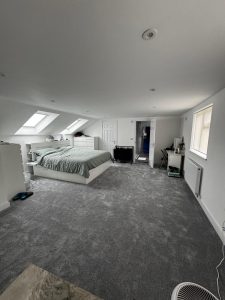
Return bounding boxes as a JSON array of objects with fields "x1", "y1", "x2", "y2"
[
  {"x1": 167, "y1": 151, "x2": 182, "y2": 169},
  {"x1": 0, "y1": 143, "x2": 25, "y2": 211},
  {"x1": 167, "y1": 150, "x2": 184, "y2": 177},
  {"x1": 74, "y1": 137, "x2": 99, "y2": 150}
]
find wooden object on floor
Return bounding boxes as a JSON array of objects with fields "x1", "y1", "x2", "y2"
[{"x1": 0, "y1": 264, "x2": 102, "y2": 300}]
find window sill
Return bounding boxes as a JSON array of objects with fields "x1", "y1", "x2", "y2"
[{"x1": 190, "y1": 148, "x2": 207, "y2": 160}]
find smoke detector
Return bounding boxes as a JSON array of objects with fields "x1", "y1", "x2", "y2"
[{"x1": 142, "y1": 28, "x2": 158, "y2": 40}]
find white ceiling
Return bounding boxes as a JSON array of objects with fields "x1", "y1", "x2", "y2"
[{"x1": 0, "y1": 0, "x2": 225, "y2": 118}]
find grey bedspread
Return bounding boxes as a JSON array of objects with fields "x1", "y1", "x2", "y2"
[{"x1": 37, "y1": 147, "x2": 111, "y2": 178}]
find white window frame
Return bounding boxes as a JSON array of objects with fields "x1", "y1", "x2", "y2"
[
  {"x1": 61, "y1": 119, "x2": 88, "y2": 134},
  {"x1": 15, "y1": 110, "x2": 59, "y2": 135},
  {"x1": 190, "y1": 104, "x2": 213, "y2": 160},
  {"x1": 23, "y1": 112, "x2": 47, "y2": 128}
]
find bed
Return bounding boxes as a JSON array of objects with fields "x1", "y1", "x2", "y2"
[{"x1": 30, "y1": 141, "x2": 112, "y2": 184}]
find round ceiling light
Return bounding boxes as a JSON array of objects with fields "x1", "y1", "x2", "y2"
[{"x1": 142, "y1": 28, "x2": 157, "y2": 40}]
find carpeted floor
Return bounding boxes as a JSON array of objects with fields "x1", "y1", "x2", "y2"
[{"x1": 0, "y1": 164, "x2": 224, "y2": 300}]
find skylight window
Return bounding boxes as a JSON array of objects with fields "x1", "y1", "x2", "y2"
[
  {"x1": 61, "y1": 119, "x2": 88, "y2": 134},
  {"x1": 23, "y1": 113, "x2": 47, "y2": 127},
  {"x1": 15, "y1": 110, "x2": 59, "y2": 135}
]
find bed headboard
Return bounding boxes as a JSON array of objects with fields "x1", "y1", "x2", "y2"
[{"x1": 30, "y1": 140, "x2": 70, "y2": 152}]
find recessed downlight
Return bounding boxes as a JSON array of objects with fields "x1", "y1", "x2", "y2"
[{"x1": 142, "y1": 28, "x2": 157, "y2": 40}]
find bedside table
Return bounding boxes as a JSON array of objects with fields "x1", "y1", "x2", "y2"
[{"x1": 26, "y1": 161, "x2": 38, "y2": 179}]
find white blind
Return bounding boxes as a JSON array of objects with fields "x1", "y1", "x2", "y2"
[{"x1": 191, "y1": 105, "x2": 212, "y2": 158}]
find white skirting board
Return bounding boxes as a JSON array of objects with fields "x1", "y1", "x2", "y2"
[
  {"x1": 33, "y1": 160, "x2": 112, "y2": 184},
  {"x1": 184, "y1": 173, "x2": 225, "y2": 244},
  {"x1": 0, "y1": 201, "x2": 10, "y2": 212},
  {"x1": 185, "y1": 158, "x2": 224, "y2": 243},
  {"x1": 197, "y1": 197, "x2": 225, "y2": 245}
]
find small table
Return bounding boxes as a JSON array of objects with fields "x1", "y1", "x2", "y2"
[
  {"x1": 166, "y1": 150, "x2": 184, "y2": 177},
  {"x1": 26, "y1": 161, "x2": 38, "y2": 179}
]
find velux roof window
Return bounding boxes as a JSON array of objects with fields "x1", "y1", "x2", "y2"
[
  {"x1": 23, "y1": 113, "x2": 47, "y2": 127},
  {"x1": 15, "y1": 111, "x2": 59, "y2": 135},
  {"x1": 61, "y1": 119, "x2": 88, "y2": 134}
]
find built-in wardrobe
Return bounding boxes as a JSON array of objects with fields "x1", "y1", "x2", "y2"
[{"x1": 0, "y1": 143, "x2": 25, "y2": 211}]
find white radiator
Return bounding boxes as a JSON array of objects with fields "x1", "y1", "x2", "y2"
[{"x1": 185, "y1": 158, "x2": 202, "y2": 197}]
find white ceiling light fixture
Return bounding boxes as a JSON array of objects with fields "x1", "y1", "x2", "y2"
[{"x1": 142, "y1": 28, "x2": 158, "y2": 40}]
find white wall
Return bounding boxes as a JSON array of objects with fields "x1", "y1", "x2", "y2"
[
  {"x1": 182, "y1": 88, "x2": 225, "y2": 242},
  {"x1": 83, "y1": 118, "x2": 150, "y2": 151},
  {"x1": 84, "y1": 117, "x2": 181, "y2": 166},
  {"x1": 83, "y1": 120, "x2": 103, "y2": 149},
  {"x1": 117, "y1": 119, "x2": 136, "y2": 147},
  {"x1": 153, "y1": 118, "x2": 182, "y2": 166}
]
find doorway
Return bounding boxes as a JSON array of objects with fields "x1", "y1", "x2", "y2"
[{"x1": 135, "y1": 121, "x2": 150, "y2": 163}]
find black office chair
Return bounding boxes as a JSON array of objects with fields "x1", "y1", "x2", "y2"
[{"x1": 160, "y1": 149, "x2": 168, "y2": 169}]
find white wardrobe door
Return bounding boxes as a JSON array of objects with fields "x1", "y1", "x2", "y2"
[{"x1": 102, "y1": 120, "x2": 118, "y2": 155}]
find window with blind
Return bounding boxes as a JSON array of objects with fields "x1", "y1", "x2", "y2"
[{"x1": 190, "y1": 105, "x2": 213, "y2": 159}]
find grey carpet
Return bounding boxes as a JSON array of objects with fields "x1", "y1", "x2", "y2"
[{"x1": 0, "y1": 164, "x2": 224, "y2": 300}]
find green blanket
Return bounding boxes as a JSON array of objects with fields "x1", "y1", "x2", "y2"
[{"x1": 37, "y1": 147, "x2": 111, "y2": 178}]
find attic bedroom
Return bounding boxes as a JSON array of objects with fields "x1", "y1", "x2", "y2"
[{"x1": 0, "y1": 1, "x2": 225, "y2": 300}]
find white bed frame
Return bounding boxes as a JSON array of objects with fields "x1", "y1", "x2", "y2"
[{"x1": 30, "y1": 141, "x2": 112, "y2": 184}]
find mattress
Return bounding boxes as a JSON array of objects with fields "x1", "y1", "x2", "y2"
[{"x1": 37, "y1": 147, "x2": 111, "y2": 178}]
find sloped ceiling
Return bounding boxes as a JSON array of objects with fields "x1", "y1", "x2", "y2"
[
  {"x1": 0, "y1": 98, "x2": 93, "y2": 135},
  {"x1": 0, "y1": 0, "x2": 225, "y2": 118}
]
